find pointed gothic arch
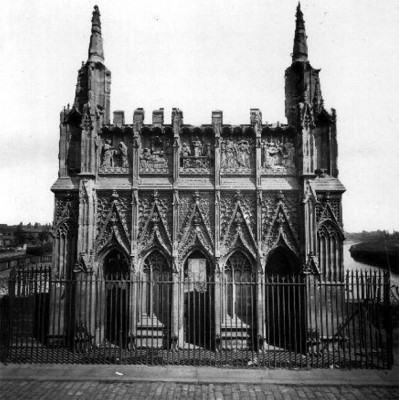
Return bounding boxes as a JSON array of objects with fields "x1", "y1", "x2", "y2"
[
  {"x1": 317, "y1": 220, "x2": 344, "y2": 281},
  {"x1": 98, "y1": 243, "x2": 130, "y2": 279},
  {"x1": 265, "y1": 245, "x2": 300, "y2": 276},
  {"x1": 182, "y1": 246, "x2": 214, "y2": 276},
  {"x1": 140, "y1": 246, "x2": 172, "y2": 275}
]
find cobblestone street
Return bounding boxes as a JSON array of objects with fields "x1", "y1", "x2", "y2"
[{"x1": 1, "y1": 381, "x2": 398, "y2": 400}]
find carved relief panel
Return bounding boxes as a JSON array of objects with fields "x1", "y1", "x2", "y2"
[
  {"x1": 261, "y1": 129, "x2": 296, "y2": 175},
  {"x1": 139, "y1": 127, "x2": 173, "y2": 175},
  {"x1": 179, "y1": 127, "x2": 214, "y2": 174},
  {"x1": 220, "y1": 127, "x2": 255, "y2": 175},
  {"x1": 99, "y1": 127, "x2": 132, "y2": 174}
]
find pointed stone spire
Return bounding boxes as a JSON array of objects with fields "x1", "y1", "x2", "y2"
[
  {"x1": 88, "y1": 5, "x2": 104, "y2": 63},
  {"x1": 292, "y1": 2, "x2": 308, "y2": 63}
]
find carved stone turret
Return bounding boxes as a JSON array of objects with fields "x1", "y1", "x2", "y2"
[
  {"x1": 88, "y1": 5, "x2": 104, "y2": 63},
  {"x1": 292, "y1": 3, "x2": 308, "y2": 63},
  {"x1": 285, "y1": 3, "x2": 338, "y2": 178},
  {"x1": 73, "y1": 6, "x2": 111, "y2": 124}
]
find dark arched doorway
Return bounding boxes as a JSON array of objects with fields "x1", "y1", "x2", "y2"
[
  {"x1": 223, "y1": 251, "x2": 256, "y2": 349},
  {"x1": 265, "y1": 247, "x2": 305, "y2": 353},
  {"x1": 184, "y1": 250, "x2": 214, "y2": 349},
  {"x1": 103, "y1": 248, "x2": 130, "y2": 347}
]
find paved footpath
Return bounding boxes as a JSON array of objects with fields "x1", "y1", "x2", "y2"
[
  {"x1": 1, "y1": 381, "x2": 399, "y2": 400},
  {"x1": 1, "y1": 365, "x2": 399, "y2": 400}
]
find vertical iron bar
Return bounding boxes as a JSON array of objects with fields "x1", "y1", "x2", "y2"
[
  {"x1": 287, "y1": 277, "x2": 292, "y2": 366},
  {"x1": 367, "y1": 271, "x2": 374, "y2": 368},
  {"x1": 314, "y1": 274, "x2": 319, "y2": 368},
  {"x1": 384, "y1": 270, "x2": 393, "y2": 369}
]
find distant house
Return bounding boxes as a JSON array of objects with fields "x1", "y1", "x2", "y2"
[{"x1": 0, "y1": 223, "x2": 51, "y2": 248}]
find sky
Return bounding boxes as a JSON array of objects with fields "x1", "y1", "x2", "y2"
[{"x1": 0, "y1": 0, "x2": 398, "y2": 232}]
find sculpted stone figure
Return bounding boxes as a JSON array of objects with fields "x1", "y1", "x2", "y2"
[
  {"x1": 225, "y1": 139, "x2": 235, "y2": 168},
  {"x1": 220, "y1": 140, "x2": 227, "y2": 166},
  {"x1": 181, "y1": 142, "x2": 191, "y2": 158},
  {"x1": 119, "y1": 141, "x2": 129, "y2": 168},
  {"x1": 192, "y1": 138, "x2": 203, "y2": 157},
  {"x1": 140, "y1": 148, "x2": 151, "y2": 168},
  {"x1": 102, "y1": 139, "x2": 115, "y2": 167},
  {"x1": 237, "y1": 139, "x2": 250, "y2": 167},
  {"x1": 282, "y1": 141, "x2": 295, "y2": 170},
  {"x1": 203, "y1": 142, "x2": 213, "y2": 159}
]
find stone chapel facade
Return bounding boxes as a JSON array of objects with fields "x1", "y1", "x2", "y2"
[{"x1": 50, "y1": 5, "x2": 345, "y2": 350}]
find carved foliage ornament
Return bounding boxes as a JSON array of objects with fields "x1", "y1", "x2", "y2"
[
  {"x1": 54, "y1": 193, "x2": 79, "y2": 238},
  {"x1": 74, "y1": 251, "x2": 95, "y2": 274},
  {"x1": 220, "y1": 191, "x2": 257, "y2": 261},
  {"x1": 262, "y1": 192, "x2": 300, "y2": 258},
  {"x1": 81, "y1": 103, "x2": 93, "y2": 131},
  {"x1": 317, "y1": 221, "x2": 343, "y2": 239},
  {"x1": 302, "y1": 251, "x2": 321, "y2": 275},
  {"x1": 178, "y1": 191, "x2": 215, "y2": 262},
  {"x1": 316, "y1": 197, "x2": 341, "y2": 225},
  {"x1": 96, "y1": 191, "x2": 131, "y2": 254},
  {"x1": 137, "y1": 191, "x2": 173, "y2": 255}
]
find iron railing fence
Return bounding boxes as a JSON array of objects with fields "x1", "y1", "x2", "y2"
[{"x1": 0, "y1": 267, "x2": 393, "y2": 369}]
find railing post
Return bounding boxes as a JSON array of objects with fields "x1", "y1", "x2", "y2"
[
  {"x1": 48, "y1": 271, "x2": 68, "y2": 347},
  {"x1": 171, "y1": 271, "x2": 180, "y2": 351},
  {"x1": 74, "y1": 271, "x2": 95, "y2": 352},
  {"x1": 214, "y1": 263, "x2": 221, "y2": 352},
  {"x1": 305, "y1": 273, "x2": 319, "y2": 356},
  {"x1": 384, "y1": 271, "x2": 393, "y2": 369},
  {"x1": 256, "y1": 270, "x2": 265, "y2": 351},
  {"x1": 128, "y1": 269, "x2": 137, "y2": 350}
]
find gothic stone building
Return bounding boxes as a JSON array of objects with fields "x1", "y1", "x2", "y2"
[{"x1": 50, "y1": 5, "x2": 345, "y2": 351}]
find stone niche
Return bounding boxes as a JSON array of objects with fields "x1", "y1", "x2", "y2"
[
  {"x1": 179, "y1": 126, "x2": 214, "y2": 175},
  {"x1": 220, "y1": 126, "x2": 255, "y2": 175},
  {"x1": 261, "y1": 126, "x2": 297, "y2": 176},
  {"x1": 99, "y1": 126, "x2": 133, "y2": 174},
  {"x1": 139, "y1": 126, "x2": 173, "y2": 175}
]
